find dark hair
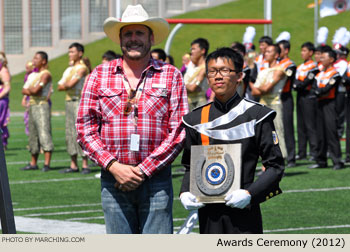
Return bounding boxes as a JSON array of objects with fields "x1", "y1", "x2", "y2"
[
  {"x1": 166, "y1": 55, "x2": 174, "y2": 65},
  {"x1": 102, "y1": 50, "x2": 121, "y2": 61},
  {"x1": 322, "y1": 47, "x2": 337, "y2": 60},
  {"x1": 301, "y1": 42, "x2": 315, "y2": 52},
  {"x1": 151, "y1": 48, "x2": 167, "y2": 61},
  {"x1": 69, "y1": 42, "x2": 84, "y2": 53},
  {"x1": 191, "y1": 38, "x2": 210, "y2": 56},
  {"x1": 322, "y1": 45, "x2": 333, "y2": 51},
  {"x1": 277, "y1": 40, "x2": 290, "y2": 51},
  {"x1": 36, "y1": 51, "x2": 48, "y2": 63},
  {"x1": 315, "y1": 45, "x2": 328, "y2": 52},
  {"x1": 231, "y1": 42, "x2": 246, "y2": 56},
  {"x1": 269, "y1": 44, "x2": 281, "y2": 56},
  {"x1": 205, "y1": 47, "x2": 243, "y2": 73},
  {"x1": 259, "y1": 36, "x2": 273, "y2": 45},
  {"x1": 82, "y1": 57, "x2": 92, "y2": 73}
]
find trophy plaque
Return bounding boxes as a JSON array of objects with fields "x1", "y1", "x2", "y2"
[{"x1": 190, "y1": 144, "x2": 242, "y2": 203}]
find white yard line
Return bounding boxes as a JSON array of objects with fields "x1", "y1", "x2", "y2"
[
  {"x1": 284, "y1": 187, "x2": 350, "y2": 193},
  {"x1": 14, "y1": 216, "x2": 105, "y2": 234},
  {"x1": 14, "y1": 203, "x2": 101, "y2": 211},
  {"x1": 7, "y1": 159, "x2": 80, "y2": 165},
  {"x1": 24, "y1": 209, "x2": 102, "y2": 217},
  {"x1": 10, "y1": 177, "x2": 96, "y2": 185},
  {"x1": 264, "y1": 224, "x2": 350, "y2": 233},
  {"x1": 67, "y1": 216, "x2": 105, "y2": 221},
  {"x1": 65, "y1": 216, "x2": 191, "y2": 222},
  {"x1": 172, "y1": 224, "x2": 350, "y2": 233}
]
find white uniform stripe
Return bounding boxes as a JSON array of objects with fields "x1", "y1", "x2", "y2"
[
  {"x1": 200, "y1": 120, "x2": 256, "y2": 141},
  {"x1": 190, "y1": 99, "x2": 255, "y2": 131}
]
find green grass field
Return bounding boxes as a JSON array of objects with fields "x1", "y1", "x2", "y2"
[
  {"x1": 2, "y1": 114, "x2": 350, "y2": 234},
  {"x1": 2, "y1": 0, "x2": 350, "y2": 234}
]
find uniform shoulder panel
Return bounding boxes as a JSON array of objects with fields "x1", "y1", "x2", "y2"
[
  {"x1": 242, "y1": 98, "x2": 276, "y2": 123},
  {"x1": 182, "y1": 102, "x2": 213, "y2": 126},
  {"x1": 192, "y1": 101, "x2": 213, "y2": 111}
]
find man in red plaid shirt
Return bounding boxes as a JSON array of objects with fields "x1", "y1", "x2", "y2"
[{"x1": 76, "y1": 5, "x2": 188, "y2": 233}]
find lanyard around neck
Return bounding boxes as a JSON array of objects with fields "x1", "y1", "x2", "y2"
[{"x1": 122, "y1": 74, "x2": 146, "y2": 101}]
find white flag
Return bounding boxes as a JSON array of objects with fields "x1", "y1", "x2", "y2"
[{"x1": 320, "y1": 0, "x2": 350, "y2": 18}]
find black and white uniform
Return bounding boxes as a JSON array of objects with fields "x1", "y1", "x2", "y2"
[{"x1": 180, "y1": 94, "x2": 285, "y2": 234}]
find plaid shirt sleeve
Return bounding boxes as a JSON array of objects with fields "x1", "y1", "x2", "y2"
[
  {"x1": 76, "y1": 67, "x2": 116, "y2": 168},
  {"x1": 138, "y1": 68, "x2": 189, "y2": 177}
]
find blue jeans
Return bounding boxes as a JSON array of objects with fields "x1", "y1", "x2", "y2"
[{"x1": 101, "y1": 166, "x2": 173, "y2": 234}]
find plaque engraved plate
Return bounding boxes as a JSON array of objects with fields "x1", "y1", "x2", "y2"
[{"x1": 190, "y1": 144, "x2": 242, "y2": 203}]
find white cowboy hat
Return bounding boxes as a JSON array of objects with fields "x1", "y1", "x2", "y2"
[{"x1": 103, "y1": 4, "x2": 170, "y2": 45}]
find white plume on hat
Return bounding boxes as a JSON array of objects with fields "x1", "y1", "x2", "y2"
[
  {"x1": 332, "y1": 27, "x2": 348, "y2": 45},
  {"x1": 340, "y1": 31, "x2": 350, "y2": 46},
  {"x1": 275, "y1": 31, "x2": 291, "y2": 42},
  {"x1": 317, "y1": 26, "x2": 329, "y2": 45},
  {"x1": 242, "y1": 26, "x2": 256, "y2": 50},
  {"x1": 103, "y1": 4, "x2": 170, "y2": 45}
]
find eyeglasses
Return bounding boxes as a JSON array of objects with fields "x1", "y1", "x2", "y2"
[
  {"x1": 124, "y1": 89, "x2": 137, "y2": 116},
  {"x1": 207, "y1": 68, "x2": 239, "y2": 78}
]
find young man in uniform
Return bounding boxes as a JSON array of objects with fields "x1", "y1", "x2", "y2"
[
  {"x1": 342, "y1": 54, "x2": 350, "y2": 162},
  {"x1": 333, "y1": 44, "x2": 349, "y2": 138},
  {"x1": 185, "y1": 38, "x2": 209, "y2": 110},
  {"x1": 180, "y1": 47, "x2": 284, "y2": 234},
  {"x1": 21, "y1": 51, "x2": 53, "y2": 172},
  {"x1": 309, "y1": 48, "x2": 344, "y2": 170},
  {"x1": 58, "y1": 43, "x2": 90, "y2": 174},
  {"x1": 277, "y1": 40, "x2": 297, "y2": 167},
  {"x1": 255, "y1": 36, "x2": 273, "y2": 73},
  {"x1": 293, "y1": 42, "x2": 319, "y2": 162},
  {"x1": 249, "y1": 44, "x2": 288, "y2": 160}
]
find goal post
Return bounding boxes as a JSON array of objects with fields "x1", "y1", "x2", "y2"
[{"x1": 164, "y1": 18, "x2": 273, "y2": 54}]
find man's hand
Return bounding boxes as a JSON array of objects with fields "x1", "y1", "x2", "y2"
[
  {"x1": 225, "y1": 189, "x2": 251, "y2": 209},
  {"x1": 109, "y1": 162, "x2": 145, "y2": 192},
  {"x1": 180, "y1": 192, "x2": 205, "y2": 211}
]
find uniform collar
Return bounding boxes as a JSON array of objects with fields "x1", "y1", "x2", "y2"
[
  {"x1": 213, "y1": 92, "x2": 241, "y2": 112},
  {"x1": 304, "y1": 59, "x2": 314, "y2": 64}
]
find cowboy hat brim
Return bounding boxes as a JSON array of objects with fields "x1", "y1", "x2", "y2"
[{"x1": 103, "y1": 17, "x2": 170, "y2": 45}]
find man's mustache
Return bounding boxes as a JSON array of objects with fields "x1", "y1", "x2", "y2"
[{"x1": 125, "y1": 42, "x2": 144, "y2": 48}]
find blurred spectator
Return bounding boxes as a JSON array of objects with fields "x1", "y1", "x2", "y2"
[
  {"x1": 151, "y1": 48, "x2": 166, "y2": 61},
  {"x1": 180, "y1": 53, "x2": 190, "y2": 75},
  {"x1": 0, "y1": 52, "x2": 11, "y2": 150},
  {"x1": 185, "y1": 38, "x2": 209, "y2": 110},
  {"x1": 102, "y1": 50, "x2": 121, "y2": 63},
  {"x1": 165, "y1": 54, "x2": 174, "y2": 65}
]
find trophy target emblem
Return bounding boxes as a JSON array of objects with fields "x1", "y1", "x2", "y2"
[
  {"x1": 190, "y1": 144, "x2": 242, "y2": 203},
  {"x1": 195, "y1": 153, "x2": 235, "y2": 196},
  {"x1": 206, "y1": 163, "x2": 226, "y2": 185}
]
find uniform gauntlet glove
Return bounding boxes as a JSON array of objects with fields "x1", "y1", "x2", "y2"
[
  {"x1": 225, "y1": 189, "x2": 251, "y2": 209},
  {"x1": 180, "y1": 192, "x2": 205, "y2": 211}
]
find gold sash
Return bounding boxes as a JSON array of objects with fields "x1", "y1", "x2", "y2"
[
  {"x1": 186, "y1": 64, "x2": 205, "y2": 85},
  {"x1": 65, "y1": 61, "x2": 88, "y2": 101},
  {"x1": 29, "y1": 70, "x2": 51, "y2": 105}
]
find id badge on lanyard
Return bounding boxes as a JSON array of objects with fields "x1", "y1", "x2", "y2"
[
  {"x1": 130, "y1": 134, "x2": 140, "y2": 151},
  {"x1": 123, "y1": 77, "x2": 146, "y2": 152}
]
